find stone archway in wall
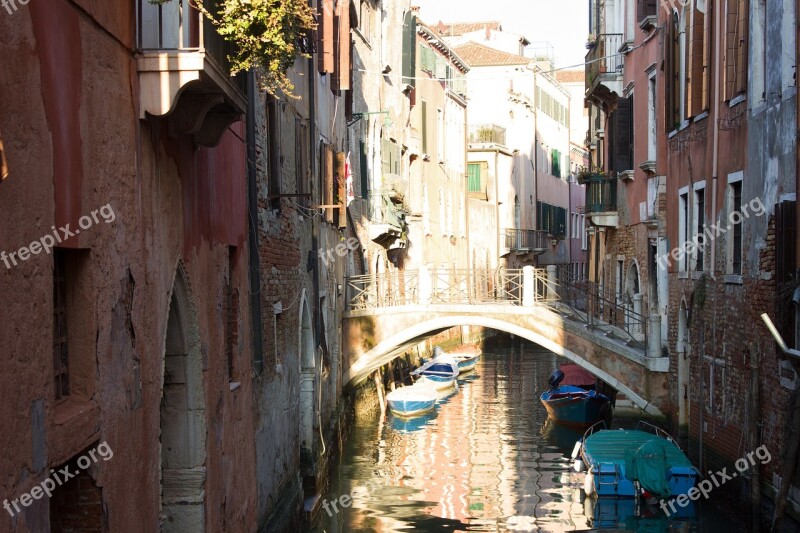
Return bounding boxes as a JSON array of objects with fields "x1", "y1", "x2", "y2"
[
  {"x1": 160, "y1": 268, "x2": 206, "y2": 532},
  {"x1": 298, "y1": 291, "x2": 316, "y2": 459}
]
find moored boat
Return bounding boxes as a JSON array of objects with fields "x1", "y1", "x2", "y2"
[
  {"x1": 578, "y1": 421, "x2": 700, "y2": 499},
  {"x1": 411, "y1": 358, "x2": 459, "y2": 390},
  {"x1": 449, "y1": 344, "x2": 482, "y2": 372},
  {"x1": 540, "y1": 369, "x2": 611, "y2": 427},
  {"x1": 385, "y1": 385, "x2": 437, "y2": 417}
]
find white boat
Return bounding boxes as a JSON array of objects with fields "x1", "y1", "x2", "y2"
[{"x1": 386, "y1": 385, "x2": 437, "y2": 417}]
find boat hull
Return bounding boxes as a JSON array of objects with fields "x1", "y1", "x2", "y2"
[
  {"x1": 540, "y1": 385, "x2": 610, "y2": 427},
  {"x1": 386, "y1": 387, "x2": 437, "y2": 417},
  {"x1": 455, "y1": 354, "x2": 480, "y2": 372},
  {"x1": 415, "y1": 375, "x2": 456, "y2": 390}
]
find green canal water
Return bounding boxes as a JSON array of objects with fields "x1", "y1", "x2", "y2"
[{"x1": 312, "y1": 337, "x2": 741, "y2": 532}]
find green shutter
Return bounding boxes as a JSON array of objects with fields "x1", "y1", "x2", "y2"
[
  {"x1": 468, "y1": 164, "x2": 482, "y2": 192},
  {"x1": 421, "y1": 101, "x2": 428, "y2": 153},
  {"x1": 359, "y1": 141, "x2": 369, "y2": 199},
  {"x1": 402, "y1": 13, "x2": 417, "y2": 88}
]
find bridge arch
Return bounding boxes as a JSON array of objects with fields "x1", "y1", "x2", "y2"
[{"x1": 346, "y1": 314, "x2": 663, "y2": 416}]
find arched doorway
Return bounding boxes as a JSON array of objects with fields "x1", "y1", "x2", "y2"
[
  {"x1": 160, "y1": 269, "x2": 206, "y2": 531},
  {"x1": 299, "y1": 292, "x2": 316, "y2": 458}
]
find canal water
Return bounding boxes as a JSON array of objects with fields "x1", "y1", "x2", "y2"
[{"x1": 313, "y1": 337, "x2": 740, "y2": 532}]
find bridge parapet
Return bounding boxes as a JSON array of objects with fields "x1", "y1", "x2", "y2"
[{"x1": 345, "y1": 267, "x2": 655, "y2": 356}]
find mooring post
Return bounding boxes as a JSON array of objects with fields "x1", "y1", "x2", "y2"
[
  {"x1": 633, "y1": 293, "x2": 643, "y2": 335},
  {"x1": 546, "y1": 265, "x2": 558, "y2": 301}
]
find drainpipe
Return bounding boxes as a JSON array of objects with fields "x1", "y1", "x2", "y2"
[
  {"x1": 246, "y1": 70, "x2": 265, "y2": 373},
  {"x1": 495, "y1": 149, "x2": 500, "y2": 267},
  {"x1": 307, "y1": 17, "x2": 321, "y2": 373},
  {"x1": 710, "y1": 0, "x2": 722, "y2": 275}
]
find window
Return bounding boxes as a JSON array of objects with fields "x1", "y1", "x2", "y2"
[
  {"x1": 730, "y1": 181, "x2": 743, "y2": 274},
  {"x1": 437, "y1": 108, "x2": 444, "y2": 163},
  {"x1": 447, "y1": 190, "x2": 454, "y2": 235},
  {"x1": 724, "y1": 0, "x2": 748, "y2": 100},
  {"x1": 467, "y1": 162, "x2": 487, "y2": 198},
  {"x1": 616, "y1": 259, "x2": 624, "y2": 303},
  {"x1": 752, "y1": 0, "x2": 766, "y2": 102},
  {"x1": 687, "y1": 1, "x2": 710, "y2": 116},
  {"x1": 53, "y1": 250, "x2": 70, "y2": 400},
  {"x1": 359, "y1": 0, "x2": 372, "y2": 40},
  {"x1": 421, "y1": 100, "x2": 428, "y2": 154},
  {"x1": 267, "y1": 97, "x2": 281, "y2": 209},
  {"x1": 438, "y1": 188, "x2": 445, "y2": 234},
  {"x1": 537, "y1": 202, "x2": 566, "y2": 238},
  {"x1": 581, "y1": 215, "x2": 588, "y2": 250},
  {"x1": 647, "y1": 73, "x2": 657, "y2": 161},
  {"x1": 694, "y1": 186, "x2": 705, "y2": 271},
  {"x1": 359, "y1": 140, "x2": 369, "y2": 199},
  {"x1": 610, "y1": 96, "x2": 633, "y2": 171},
  {"x1": 318, "y1": 0, "x2": 335, "y2": 73},
  {"x1": 679, "y1": 191, "x2": 689, "y2": 271},
  {"x1": 637, "y1": 0, "x2": 657, "y2": 21},
  {"x1": 665, "y1": 12, "x2": 683, "y2": 130},
  {"x1": 323, "y1": 143, "x2": 335, "y2": 223},
  {"x1": 402, "y1": 12, "x2": 417, "y2": 89},
  {"x1": 552, "y1": 149, "x2": 562, "y2": 178},
  {"x1": 782, "y1": 0, "x2": 796, "y2": 91},
  {"x1": 295, "y1": 118, "x2": 309, "y2": 207}
]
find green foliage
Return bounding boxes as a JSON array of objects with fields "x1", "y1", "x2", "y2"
[{"x1": 195, "y1": 0, "x2": 317, "y2": 97}]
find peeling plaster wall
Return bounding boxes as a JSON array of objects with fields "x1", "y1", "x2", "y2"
[{"x1": 0, "y1": 1, "x2": 257, "y2": 531}]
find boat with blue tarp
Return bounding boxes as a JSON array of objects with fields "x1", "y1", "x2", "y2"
[{"x1": 578, "y1": 421, "x2": 700, "y2": 499}]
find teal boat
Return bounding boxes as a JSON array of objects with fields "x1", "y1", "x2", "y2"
[{"x1": 578, "y1": 421, "x2": 699, "y2": 499}]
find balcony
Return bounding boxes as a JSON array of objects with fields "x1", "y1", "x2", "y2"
[
  {"x1": 469, "y1": 124, "x2": 507, "y2": 146},
  {"x1": 585, "y1": 33, "x2": 624, "y2": 107},
  {"x1": 368, "y1": 193, "x2": 408, "y2": 249},
  {"x1": 137, "y1": 0, "x2": 247, "y2": 146},
  {"x1": 579, "y1": 174, "x2": 618, "y2": 227},
  {"x1": 502, "y1": 229, "x2": 548, "y2": 256}
]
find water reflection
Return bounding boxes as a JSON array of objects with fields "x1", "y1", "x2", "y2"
[{"x1": 314, "y1": 339, "x2": 738, "y2": 532}]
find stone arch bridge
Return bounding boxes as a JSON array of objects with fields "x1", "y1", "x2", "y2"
[{"x1": 343, "y1": 267, "x2": 670, "y2": 415}]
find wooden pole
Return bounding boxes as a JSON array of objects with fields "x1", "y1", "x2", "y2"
[
  {"x1": 750, "y1": 347, "x2": 761, "y2": 531},
  {"x1": 374, "y1": 371, "x2": 385, "y2": 414},
  {"x1": 772, "y1": 361, "x2": 800, "y2": 531}
]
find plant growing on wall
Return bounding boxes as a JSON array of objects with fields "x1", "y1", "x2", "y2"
[{"x1": 149, "y1": 0, "x2": 317, "y2": 96}]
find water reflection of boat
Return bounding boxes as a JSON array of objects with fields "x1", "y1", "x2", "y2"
[
  {"x1": 389, "y1": 409, "x2": 438, "y2": 433},
  {"x1": 540, "y1": 417, "x2": 584, "y2": 454},
  {"x1": 584, "y1": 495, "x2": 695, "y2": 530}
]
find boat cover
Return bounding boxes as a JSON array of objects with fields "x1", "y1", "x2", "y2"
[{"x1": 627, "y1": 438, "x2": 670, "y2": 498}]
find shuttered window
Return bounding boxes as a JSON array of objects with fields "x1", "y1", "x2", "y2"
[
  {"x1": 402, "y1": 12, "x2": 417, "y2": 88},
  {"x1": 665, "y1": 13, "x2": 681, "y2": 130},
  {"x1": 687, "y1": 3, "x2": 709, "y2": 116},
  {"x1": 318, "y1": 0, "x2": 335, "y2": 73},
  {"x1": 359, "y1": 141, "x2": 369, "y2": 200},
  {"x1": 610, "y1": 96, "x2": 633, "y2": 172},
  {"x1": 725, "y1": 0, "x2": 748, "y2": 99},
  {"x1": 333, "y1": 0, "x2": 351, "y2": 91},
  {"x1": 637, "y1": 0, "x2": 657, "y2": 21},
  {"x1": 537, "y1": 202, "x2": 567, "y2": 238}
]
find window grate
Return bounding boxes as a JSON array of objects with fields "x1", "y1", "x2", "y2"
[{"x1": 53, "y1": 251, "x2": 69, "y2": 400}]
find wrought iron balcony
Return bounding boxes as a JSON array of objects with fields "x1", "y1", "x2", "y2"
[
  {"x1": 368, "y1": 192, "x2": 408, "y2": 249},
  {"x1": 469, "y1": 124, "x2": 507, "y2": 146},
  {"x1": 585, "y1": 33, "x2": 624, "y2": 105},
  {"x1": 579, "y1": 174, "x2": 618, "y2": 227},
  {"x1": 503, "y1": 229, "x2": 548, "y2": 255},
  {"x1": 136, "y1": 0, "x2": 247, "y2": 146}
]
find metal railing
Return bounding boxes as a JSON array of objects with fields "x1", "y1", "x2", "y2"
[
  {"x1": 554, "y1": 266, "x2": 647, "y2": 348},
  {"x1": 137, "y1": 0, "x2": 246, "y2": 94},
  {"x1": 345, "y1": 268, "x2": 552, "y2": 311},
  {"x1": 586, "y1": 33, "x2": 624, "y2": 90},
  {"x1": 469, "y1": 124, "x2": 507, "y2": 145},
  {"x1": 504, "y1": 229, "x2": 549, "y2": 251},
  {"x1": 579, "y1": 174, "x2": 618, "y2": 214}
]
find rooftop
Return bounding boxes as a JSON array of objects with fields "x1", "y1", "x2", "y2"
[
  {"x1": 435, "y1": 21, "x2": 503, "y2": 37},
  {"x1": 453, "y1": 41, "x2": 530, "y2": 67},
  {"x1": 556, "y1": 70, "x2": 585, "y2": 84}
]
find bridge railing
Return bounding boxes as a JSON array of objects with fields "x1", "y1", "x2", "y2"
[{"x1": 345, "y1": 268, "x2": 552, "y2": 311}]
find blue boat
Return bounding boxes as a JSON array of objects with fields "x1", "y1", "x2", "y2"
[
  {"x1": 411, "y1": 358, "x2": 459, "y2": 390},
  {"x1": 540, "y1": 369, "x2": 611, "y2": 427},
  {"x1": 578, "y1": 421, "x2": 700, "y2": 499},
  {"x1": 385, "y1": 385, "x2": 437, "y2": 417}
]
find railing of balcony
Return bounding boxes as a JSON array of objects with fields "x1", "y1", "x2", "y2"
[
  {"x1": 504, "y1": 229, "x2": 549, "y2": 251},
  {"x1": 469, "y1": 124, "x2": 507, "y2": 146},
  {"x1": 137, "y1": 0, "x2": 246, "y2": 94},
  {"x1": 579, "y1": 174, "x2": 618, "y2": 214},
  {"x1": 586, "y1": 33, "x2": 624, "y2": 89}
]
